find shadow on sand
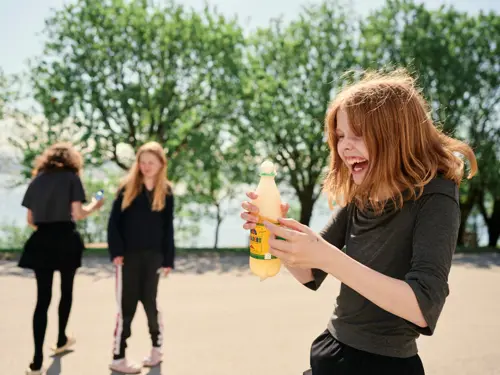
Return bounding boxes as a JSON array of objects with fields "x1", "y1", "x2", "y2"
[
  {"x1": 451, "y1": 252, "x2": 500, "y2": 269},
  {"x1": 2, "y1": 252, "x2": 499, "y2": 279},
  {"x1": 44, "y1": 350, "x2": 163, "y2": 375},
  {"x1": 45, "y1": 350, "x2": 73, "y2": 375},
  {"x1": 0, "y1": 253, "x2": 252, "y2": 279},
  {"x1": 110, "y1": 366, "x2": 162, "y2": 375}
]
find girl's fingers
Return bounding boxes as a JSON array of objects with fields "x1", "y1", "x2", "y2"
[
  {"x1": 243, "y1": 222, "x2": 256, "y2": 230},
  {"x1": 265, "y1": 221, "x2": 298, "y2": 242},
  {"x1": 269, "y1": 246, "x2": 294, "y2": 265},
  {"x1": 242, "y1": 192, "x2": 260, "y2": 231},
  {"x1": 240, "y1": 211, "x2": 258, "y2": 222},
  {"x1": 241, "y1": 201, "x2": 259, "y2": 214},
  {"x1": 280, "y1": 202, "x2": 289, "y2": 216},
  {"x1": 246, "y1": 191, "x2": 258, "y2": 200},
  {"x1": 278, "y1": 218, "x2": 309, "y2": 233}
]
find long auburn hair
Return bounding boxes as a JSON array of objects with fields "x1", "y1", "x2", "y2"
[
  {"x1": 119, "y1": 141, "x2": 173, "y2": 211},
  {"x1": 323, "y1": 69, "x2": 477, "y2": 213},
  {"x1": 32, "y1": 142, "x2": 83, "y2": 177}
]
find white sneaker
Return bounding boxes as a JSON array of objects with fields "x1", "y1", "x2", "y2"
[
  {"x1": 109, "y1": 358, "x2": 142, "y2": 374},
  {"x1": 51, "y1": 336, "x2": 76, "y2": 354},
  {"x1": 25, "y1": 367, "x2": 45, "y2": 375},
  {"x1": 143, "y1": 347, "x2": 163, "y2": 367}
]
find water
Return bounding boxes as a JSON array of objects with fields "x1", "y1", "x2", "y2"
[
  {"x1": 0, "y1": 173, "x2": 488, "y2": 248},
  {"x1": 0, "y1": 174, "x2": 333, "y2": 248}
]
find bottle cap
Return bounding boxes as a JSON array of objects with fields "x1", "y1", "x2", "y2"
[
  {"x1": 95, "y1": 189, "x2": 104, "y2": 200},
  {"x1": 259, "y1": 160, "x2": 276, "y2": 177}
]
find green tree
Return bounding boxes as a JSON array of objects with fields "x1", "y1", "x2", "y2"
[
  {"x1": 27, "y1": 0, "x2": 246, "y2": 180},
  {"x1": 8, "y1": 114, "x2": 86, "y2": 180},
  {"x1": 182, "y1": 128, "x2": 255, "y2": 248},
  {"x1": 241, "y1": 0, "x2": 357, "y2": 225},
  {"x1": 476, "y1": 134, "x2": 500, "y2": 247},
  {"x1": 360, "y1": 0, "x2": 500, "y2": 245},
  {"x1": 12, "y1": 0, "x2": 252, "y2": 244}
]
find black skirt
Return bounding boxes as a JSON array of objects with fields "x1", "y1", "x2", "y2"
[
  {"x1": 18, "y1": 221, "x2": 85, "y2": 271},
  {"x1": 303, "y1": 329, "x2": 425, "y2": 375}
]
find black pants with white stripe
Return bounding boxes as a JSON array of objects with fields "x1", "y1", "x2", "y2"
[{"x1": 113, "y1": 250, "x2": 164, "y2": 360}]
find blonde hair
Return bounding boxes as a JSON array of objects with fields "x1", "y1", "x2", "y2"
[
  {"x1": 119, "y1": 141, "x2": 172, "y2": 211},
  {"x1": 323, "y1": 69, "x2": 477, "y2": 213}
]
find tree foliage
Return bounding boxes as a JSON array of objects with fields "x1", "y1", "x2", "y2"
[
  {"x1": 360, "y1": 0, "x2": 500, "y2": 245},
  {"x1": 241, "y1": 0, "x2": 357, "y2": 225},
  {"x1": 28, "y1": 0, "x2": 247, "y2": 178}
]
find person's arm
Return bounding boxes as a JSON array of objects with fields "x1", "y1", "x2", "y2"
[
  {"x1": 71, "y1": 200, "x2": 101, "y2": 220},
  {"x1": 321, "y1": 194, "x2": 459, "y2": 330},
  {"x1": 300, "y1": 205, "x2": 349, "y2": 290},
  {"x1": 162, "y1": 194, "x2": 176, "y2": 269},
  {"x1": 323, "y1": 248, "x2": 428, "y2": 328},
  {"x1": 21, "y1": 181, "x2": 37, "y2": 229},
  {"x1": 107, "y1": 192, "x2": 125, "y2": 261},
  {"x1": 26, "y1": 209, "x2": 37, "y2": 230},
  {"x1": 285, "y1": 266, "x2": 314, "y2": 284},
  {"x1": 70, "y1": 174, "x2": 101, "y2": 220}
]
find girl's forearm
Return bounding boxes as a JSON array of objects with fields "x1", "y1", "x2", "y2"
[
  {"x1": 285, "y1": 265, "x2": 314, "y2": 284},
  {"x1": 323, "y1": 246, "x2": 427, "y2": 328}
]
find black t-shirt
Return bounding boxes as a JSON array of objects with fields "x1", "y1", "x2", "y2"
[
  {"x1": 21, "y1": 169, "x2": 87, "y2": 224},
  {"x1": 306, "y1": 176, "x2": 460, "y2": 358}
]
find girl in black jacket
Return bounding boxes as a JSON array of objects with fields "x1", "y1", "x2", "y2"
[{"x1": 107, "y1": 141, "x2": 175, "y2": 374}]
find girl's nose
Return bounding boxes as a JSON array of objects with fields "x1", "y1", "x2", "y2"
[{"x1": 343, "y1": 138, "x2": 353, "y2": 151}]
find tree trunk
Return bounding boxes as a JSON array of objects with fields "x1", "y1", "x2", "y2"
[
  {"x1": 487, "y1": 198, "x2": 500, "y2": 248},
  {"x1": 458, "y1": 203, "x2": 473, "y2": 246},
  {"x1": 213, "y1": 203, "x2": 222, "y2": 250},
  {"x1": 457, "y1": 185, "x2": 479, "y2": 246},
  {"x1": 298, "y1": 185, "x2": 317, "y2": 226}
]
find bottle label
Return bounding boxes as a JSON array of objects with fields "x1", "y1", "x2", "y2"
[{"x1": 249, "y1": 215, "x2": 285, "y2": 260}]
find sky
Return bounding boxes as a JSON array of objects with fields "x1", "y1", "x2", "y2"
[{"x1": 0, "y1": 0, "x2": 499, "y2": 77}]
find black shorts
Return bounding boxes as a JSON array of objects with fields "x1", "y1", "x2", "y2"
[
  {"x1": 304, "y1": 329, "x2": 425, "y2": 375},
  {"x1": 18, "y1": 221, "x2": 85, "y2": 271}
]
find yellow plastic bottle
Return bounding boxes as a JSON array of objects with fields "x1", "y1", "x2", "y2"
[{"x1": 249, "y1": 160, "x2": 282, "y2": 281}]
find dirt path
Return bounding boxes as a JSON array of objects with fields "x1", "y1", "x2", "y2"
[{"x1": 1, "y1": 253, "x2": 499, "y2": 375}]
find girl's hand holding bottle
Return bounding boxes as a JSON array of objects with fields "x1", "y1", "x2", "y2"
[
  {"x1": 240, "y1": 191, "x2": 290, "y2": 230},
  {"x1": 91, "y1": 189, "x2": 105, "y2": 211}
]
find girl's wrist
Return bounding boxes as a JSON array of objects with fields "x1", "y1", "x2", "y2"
[{"x1": 321, "y1": 241, "x2": 342, "y2": 276}]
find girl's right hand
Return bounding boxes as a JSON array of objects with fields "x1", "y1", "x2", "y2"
[
  {"x1": 113, "y1": 256, "x2": 124, "y2": 266},
  {"x1": 241, "y1": 191, "x2": 289, "y2": 230},
  {"x1": 91, "y1": 197, "x2": 105, "y2": 210}
]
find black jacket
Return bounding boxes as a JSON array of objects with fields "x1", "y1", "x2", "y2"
[{"x1": 107, "y1": 186, "x2": 175, "y2": 268}]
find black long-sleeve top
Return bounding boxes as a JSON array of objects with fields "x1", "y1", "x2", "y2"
[{"x1": 107, "y1": 186, "x2": 175, "y2": 268}]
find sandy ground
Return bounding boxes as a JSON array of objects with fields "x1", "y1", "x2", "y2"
[{"x1": 0, "y1": 253, "x2": 499, "y2": 375}]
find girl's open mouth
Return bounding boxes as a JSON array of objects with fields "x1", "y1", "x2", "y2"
[
  {"x1": 346, "y1": 157, "x2": 369, "y2": 174},
  {"x1": 352, "y1": 161, "x2": 368, "y2": 173}
]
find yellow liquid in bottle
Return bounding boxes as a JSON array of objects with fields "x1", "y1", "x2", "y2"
[{"x1": 249, "y1": 161, "x2": 282, "y2": 281}]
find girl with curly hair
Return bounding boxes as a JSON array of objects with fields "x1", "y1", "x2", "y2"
[{"x1": 19, "y1": 142, "x2": 105, "y2": 375}]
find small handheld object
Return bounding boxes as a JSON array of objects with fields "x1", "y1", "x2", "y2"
[{"x1": 95, "y1": 189, "x2": 104, "y2": 201}]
